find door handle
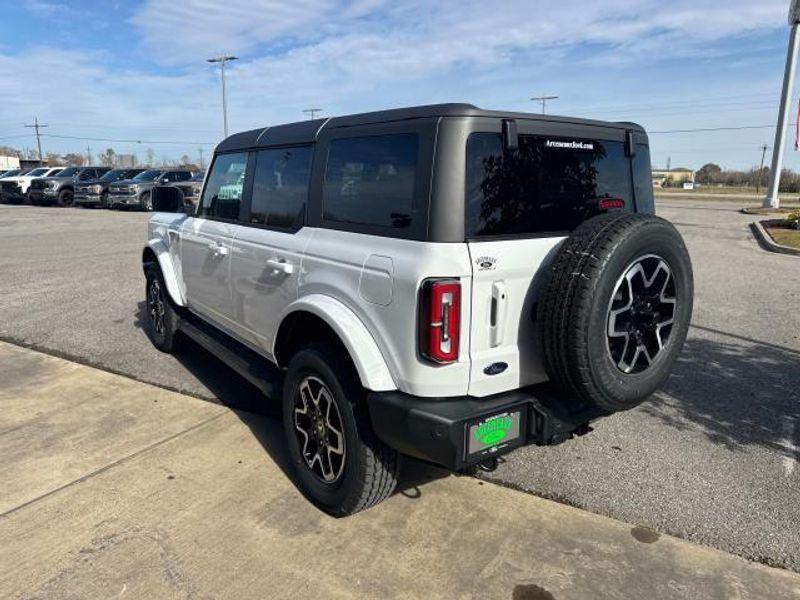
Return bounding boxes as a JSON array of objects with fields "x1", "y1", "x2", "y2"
[
  {"x1": 490, "y1": 281, "x2": 507, "y2": 348},
  {"x1": 266, "y1": 258, "x2": 295, "y2": 275},
  {"x1": 207, "y1": 241, "x2": 229, "y2": 257}
]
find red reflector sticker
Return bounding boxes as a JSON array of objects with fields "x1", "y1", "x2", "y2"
[{"x1": 599, "y1": 199, "x2": 625, "y2": 210}]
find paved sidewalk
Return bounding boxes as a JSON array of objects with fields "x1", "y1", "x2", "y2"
[{"x1": 1, "y1": 341, "x2": 798, "y2": 600}]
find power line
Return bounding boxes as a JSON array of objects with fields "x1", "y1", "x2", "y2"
[
  {"x1": 649, "y1": 124, "x2": 790, "y2": 134},
  {"x1": 40, "y1": 133, "x2": 216, "y2": 145}
]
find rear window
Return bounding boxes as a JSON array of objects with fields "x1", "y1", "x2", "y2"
[
  {"x1": 466, "y1": 133, "x2": 634, "y2": 238},
  {"x1": 323, "y1": 133, "x2": 418, "y2": 229}
]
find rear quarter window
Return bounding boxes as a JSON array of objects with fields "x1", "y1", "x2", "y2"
[
  {"x1": 466, "y1": 133, "x2": 634, "y2": 238},
  {"x1": 323, "y1": 133, "x2": 418, "y2": 230}
]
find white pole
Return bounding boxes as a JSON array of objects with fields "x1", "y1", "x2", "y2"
[{"x1": 764, "y1": 22, "x2": 800, "y2": 209}]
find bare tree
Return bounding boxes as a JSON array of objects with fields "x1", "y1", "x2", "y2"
[
  {"x1": 63, "y1": 153, "x2": 86, "y2": 167},
  {"x1": 146, "y1": 148, "x2": 155, "y2": 166},
  {"x1": 0, "y1": 145, "x2": 21, "y2": 157},
  {"x1": 45, "y1": 152, "x2": 65, "y2": 166},
  {"x1": 100, "y1": 148, "x2": 116, "y2": 167}
]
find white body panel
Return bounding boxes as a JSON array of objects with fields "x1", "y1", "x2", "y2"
[
  {"x1": 299, "y1": 228, "x2": 474, "y2": 397},
  {"x1": 466, "y1": 237, "x2": 565, "y2": 397}
]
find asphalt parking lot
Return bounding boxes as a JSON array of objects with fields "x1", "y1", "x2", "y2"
[{"x1": 0, "y1": 200, "x2": 798, "y2": 572}]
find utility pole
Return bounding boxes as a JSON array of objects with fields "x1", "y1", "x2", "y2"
[
  {"x1": 197, "y1": 147, "x2": 205, "y2": 169},
  {"x1": 303, "y1": 108, "x2": 323, "y2": 120},
  {"x1": 666, "y1": 156, "x2": 671, "y2": 172},
  {"x1": 24, "y1": 117, "x2": 48, "y2": 163},
  {"x1": 86, "y1": 145, "x2": 92, "y2": 165},
  {"x1": 764, "y1": 1, "x2": 800, "y2": 209},
  {"x1": 530, "y1": 95, "x2": 559, "y2": 115},
  {"x1": 757, "y1": 144, "x2": 770, "y2": 195},
  {"x1": 207, "y1": 55, "x2": 238, "y2": 138}
]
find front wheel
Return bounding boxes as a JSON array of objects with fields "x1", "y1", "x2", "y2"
[
  {"x1": 144, "y1": 265, "x2": 181, "y2": 353},
  {"x1": 57, "y1": 189, "x2": 74, "y2": 207},
  {"x1": 282, "y1": 344, "x2": 400, "y2": 516},
  {"x1": 140, "y1": 191, "x2": 153, "y2": 211}
]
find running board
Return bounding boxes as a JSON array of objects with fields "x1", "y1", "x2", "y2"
[{"x1": 178, "y1": 317, "x2": 282, "y2": 399}]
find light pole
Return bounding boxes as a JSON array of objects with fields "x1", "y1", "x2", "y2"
[
  {"x1": 764, "y1": 1, "x2": 800, "y2": 209},
  {"x1": 207, "y1": 55, "x2": 238, "y2": 138},
  {"x1": 531, "y1": 95, "x2": 559, "y2": 115}
]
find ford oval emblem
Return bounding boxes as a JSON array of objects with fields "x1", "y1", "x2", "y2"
[{"x1": 483, "y1": 362, "x2": 508, "y2": 376}]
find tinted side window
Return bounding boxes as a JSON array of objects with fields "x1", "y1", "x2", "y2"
[
  {"x1": 173, "y1": 171, "x2": 192, "y2": 182},
  {"x1": 633, "y1": 144, "x2": 655, "y2": 214},
  {"x1": 199, "y1": 153, "x2": 248, "y2": 220},
  {"x1": 323, "y1": 133, "x2": 418, "y2": 229},
  {"x1": 466, "y1": 133, "x2": 633, "y2": 237},
  {"x1": 250, "y1": 146, "x2": 312, "y2": 229}
]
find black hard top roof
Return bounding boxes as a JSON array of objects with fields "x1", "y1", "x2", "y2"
[{"x1": 215, "y1": 103, "x2": 646, "y2": 153}]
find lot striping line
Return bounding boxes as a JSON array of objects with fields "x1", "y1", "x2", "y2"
[
  {"x1": 780, "y1": 419, "x2": 798, "y2": 478},
  {"x1": 0, "y1": 412, "x2": 225, "y2": 519}
]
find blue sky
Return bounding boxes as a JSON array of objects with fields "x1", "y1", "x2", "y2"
[{"x1": 0, "y1": 0, "x2": 796, "y2": 170}]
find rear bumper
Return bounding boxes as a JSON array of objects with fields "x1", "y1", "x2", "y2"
[{"x1": 368, "y1": 386, "x2": 605, "y2": 471}]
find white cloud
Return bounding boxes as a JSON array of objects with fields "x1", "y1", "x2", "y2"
[{"x1": 0, "y1": 0, "x2": 793, "y2": 169}]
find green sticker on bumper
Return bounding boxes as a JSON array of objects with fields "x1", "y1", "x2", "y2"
[{"x1": 468, "y1": 411, "x2": 521, "y2": 455}]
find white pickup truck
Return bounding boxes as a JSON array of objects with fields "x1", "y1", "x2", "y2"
[
  {"x1": 142, "y1": 104, "x2": 693, "y2": 516},
  {"x1": 0, "y1": 167, "x2": 63, "y2": 203}
]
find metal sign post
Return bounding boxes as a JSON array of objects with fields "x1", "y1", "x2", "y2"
[{"x1": 764, "y1": 1, "x2": 800, "y2": 209}]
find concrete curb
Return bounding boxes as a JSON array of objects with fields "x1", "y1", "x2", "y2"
[{"x1": 750, "y1": 219, "x2": 800, "y2": 256}]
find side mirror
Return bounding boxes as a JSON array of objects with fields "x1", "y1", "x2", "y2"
[{"x1": 152, "y1": 186, "x2": 185, "y2": 212}]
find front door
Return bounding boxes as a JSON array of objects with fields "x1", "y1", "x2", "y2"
[
  {"x1": 180, "y1": 152, "x2": 248, "y2": 330},
  {"x1": 228, "y1": 146, "x2": 314, "y2": 356}
]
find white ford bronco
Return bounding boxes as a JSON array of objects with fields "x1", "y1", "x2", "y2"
[{"x1": 143, "y1": 104, "x2": 693, "y2": 516}]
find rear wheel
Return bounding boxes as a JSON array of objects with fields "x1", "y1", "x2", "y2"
[
  {"x1": 538, "y1": 213, "x2": 693, "y2": 413},
  {"x1": 282, "y1": 344, "x2": 400, "y2": 516}
]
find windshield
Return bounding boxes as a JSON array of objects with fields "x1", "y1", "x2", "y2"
[
  {"x1": 1, "y1": 169, "x2": 22, "y2": 178},
  {"x1": 132, "y1": 170, "x2": 162, "y2": 182},
  {"x1": 56, "y1": 167, "x2": 80, "y2": 178},
  {"x1": 465, "y1": 133, "x2": 637, "y2": 237},
  {"x1": 99, "y1": 169, "x2": 124, "y2": 181},
  {"x1": 26, "y1": 168, "x2": 49, "y2": 177}
]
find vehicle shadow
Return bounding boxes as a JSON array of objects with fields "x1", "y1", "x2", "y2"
[
  {"x1": 643, "y1": 327, "x2": 800, "y2": 460},
  {"x1": 134, "y1": 301, "x2": 450, "y2": 506}
]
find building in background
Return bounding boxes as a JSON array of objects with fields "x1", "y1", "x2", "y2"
[
  {"x1": 652, "y1": 168, "x2": 695, "y2": 187},
  {"x1": 0, "y1": 155, "x2": 20, "y2": 170}
]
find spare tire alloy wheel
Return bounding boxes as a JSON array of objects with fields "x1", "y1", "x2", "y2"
[
  {"x1": 606, "y1": 254, "x2": 676, "y2": 374},
  {"x1": 538, "y1": 213, "x2": 693, "y2": 413},
  {"x1": 293, "y1": 376, "x2": 346, "y2": 483}
]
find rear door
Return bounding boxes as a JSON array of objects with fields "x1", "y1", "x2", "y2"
[
  {"x1": 180, "y1": 152, "x2": 248, "y2": 330},
  {"x1": 465, "y1": 124, "x2": 634, "y2": 397},
  {"x1": 227, "y1": 145, "x2": 314, "y2": 355}
]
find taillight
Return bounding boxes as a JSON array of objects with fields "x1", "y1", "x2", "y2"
[{"x1": 420, "y1": 279, "x2": 461, "y2": 364}]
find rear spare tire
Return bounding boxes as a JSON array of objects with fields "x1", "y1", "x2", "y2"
[{"x1": 538, "y1": 213, "x2": 693, "y2": 413}]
